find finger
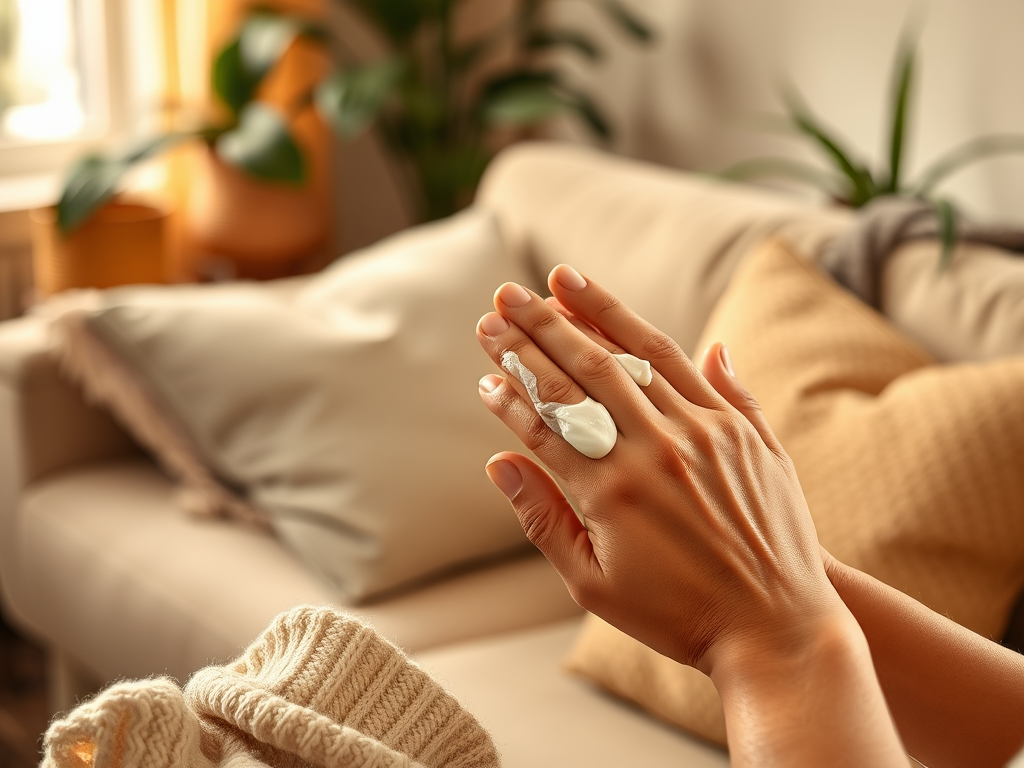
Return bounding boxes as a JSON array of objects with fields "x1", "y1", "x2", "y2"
[
  {"x1": 485, "y1": 452, "x2": 602, "y2": 599},
  {"x1": 478, "y1": 374, "x2": 589, "y2": 479},
  {"x1": 545, "y1": 298, "x2": 683, "y2": 417},
  {"x1": 547, "y1": 265, "x2": 724, "y2": 410},
  {"x1": 478, "y1": 311, "x2": 591, "y2": 418},
  {"x1": 699, "y1": 342, "x2": 786, "y2": 457},
  {"x1": 493, "y1": 282, "x2": 661, "y2": 429}
]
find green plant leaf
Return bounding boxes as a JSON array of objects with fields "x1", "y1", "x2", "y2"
[
  {"x1": 783, "y1": 88, "x2": 876, "y2": 206},
  {"x1": 344, "y1": 0, "x2": 423, "y2": 44},
  {"x1": 914, "y1": 133, "x2": 1024, "y2": 195},
  {"x1": 885, "y1": 36, "x2": 915, "y2": 193},
  {"x1": 213, "y1": 10, "x2": 328, "y2": 120},
  {"x1": 212, "y1": 36, "x2": 261, "y2": 117},
  {"x1": 526, "y1": 30, "x2": 602, "y2": 61},
  {"x1": 215, "y1": 103, "x2": 305, "y2": 183},
  {"x1": 119, "y1": 132, "x2": 191, "y2": 164},
  {"x1": 595, "y1": 0, "x2": 654, "y2": 42},
  {"x1": 555, "y1": 85, "x2": 612, "y2": 140},
  {"x1": 56, "y1": 133, "x2": 192, "y2": 235},
  {"x1": 479, "y1": 71, "x2": 610, "y2": 139},
  {"x1": 931, "y1": 197, "x2": 958, "y2": 270},
  {"x1": 481, "y1": 81, "x2": 566, "y2": 125},
  {"x1": 719, "y1": 157, "x2": 845, "y2": 198},
  {"x1": 315, "y1": 58, "x2": 404, "y2": 137},
  {"x1": 238, "y1": 13, "x2": 301, "y2": 79},
  {"x1": 56, "y1": 156, "x2": 125, "y2": 235}
]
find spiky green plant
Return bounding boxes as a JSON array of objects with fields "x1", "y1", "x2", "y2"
[
  {"x1": 57, "y1": 1, "x2": 653, "y2": 235},
  {"x1": 722, "y1": 35, "x2": 1024, "y2": 267}
]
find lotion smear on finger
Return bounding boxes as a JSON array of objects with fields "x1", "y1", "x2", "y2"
[
  {"x1": 500, "y1": 351, "x2": 616, "y2": 459},
  {"x1": 499, "y1": 351, "x2": 652, "y2": 459},
  {"x1": 613, "y1": 353, "x2": 653, "y2": 386}
]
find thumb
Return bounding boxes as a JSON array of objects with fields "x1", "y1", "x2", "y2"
[
  {"x1": 485, "y1": 452, "x2": 598, "y2": 596},
  {"x1": 701, "y1": 342, "x2": 785, "y2": 457}
]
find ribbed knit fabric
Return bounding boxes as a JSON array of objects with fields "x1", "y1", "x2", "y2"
[{"x1": 40, "y1": 607, "x2": 500, "y2": 767}]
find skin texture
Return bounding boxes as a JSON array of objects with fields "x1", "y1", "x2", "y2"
[
  {"x1": 475, "y1": 266, "x2": 909, "y2": 767},
  {"x1": 823, "y1": 553, "x2": 1024, "y2": 768}
]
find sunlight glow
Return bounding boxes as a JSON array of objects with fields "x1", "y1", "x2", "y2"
[{"x1": 0, "y1": 0, "x2": 86, "y2": 141}]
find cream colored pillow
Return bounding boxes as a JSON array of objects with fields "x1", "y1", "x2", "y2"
[
  {"x1": 565, "y1": 238, "x2": 1024, "y2": 746},
  {"x1": 53, "y1": 210, "x2": 533, "y2": 601},
  {"x1": 479, "y1": 143, "x2": 1024, "y2": 363}
]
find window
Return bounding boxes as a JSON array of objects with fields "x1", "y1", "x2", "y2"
[
  {"x1": 0, "y1": 0, "x2": 169, "y2": 204},
  {"x1": 0, "y1": 0, "x2": 106, "y2": 143}
]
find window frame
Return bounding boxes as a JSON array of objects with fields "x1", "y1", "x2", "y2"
[{"x1": 0, "y1": 0, "x2": 143, "y2": 186}]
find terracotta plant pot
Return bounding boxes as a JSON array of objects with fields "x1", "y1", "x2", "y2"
[
  {"x1": 186, "y1": 147, "x2": 330, "y2": 280},
  {"x1": 30, "y1": 201, "x2": 169, "y2": 297}
]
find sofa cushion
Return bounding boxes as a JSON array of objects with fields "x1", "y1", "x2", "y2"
[
  {"x1": 479, "y1": 143, "x2": 1024, "y2": 365},
  {"x1": 416, "y1": 619, "x2": 728, "y2": 768},
  {"x1": 479, "y1": 143, "x2": 854, "y2": 357},
  {"x1": 49, "y1": 210, "x2": 538, "y2": 601},
  {"x1": 11, "y1": 458, "x2": 580, "y2": 683},
  {"x1": 564, "y1": 238, "x2": 1024, "y2": 745}
]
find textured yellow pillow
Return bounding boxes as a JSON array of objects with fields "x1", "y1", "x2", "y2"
[{"x1": 564, "y1": 238, "x2": 1024, "y2": 747}]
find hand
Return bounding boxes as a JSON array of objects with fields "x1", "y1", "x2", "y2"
[{"x1": 475, "y1": 265, "x2": 851, "y2": 673}]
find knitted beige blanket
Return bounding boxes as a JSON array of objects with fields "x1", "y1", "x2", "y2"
[{"x1": 40, "y1": 607, "x2": 500, "y2": 768}]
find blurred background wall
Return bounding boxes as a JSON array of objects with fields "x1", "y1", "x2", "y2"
[{"x1": 3, "y1": 0, "x2": 1024, "y2": 312}]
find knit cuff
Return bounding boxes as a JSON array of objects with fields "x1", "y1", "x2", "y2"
[{"x1": 183, "y1": 606, "x2": 499, "y2": 768}]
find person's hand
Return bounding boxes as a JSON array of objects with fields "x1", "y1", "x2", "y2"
[{"x1": 475, "y1": 265, "x2": 852, "y2": 674}]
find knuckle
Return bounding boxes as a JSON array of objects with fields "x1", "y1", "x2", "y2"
[
  {"x1": 534, "y1": 370, "x2": 578, "y2": 404},
  {"x1": 594, "y1": 292, "x2": 623, "y2": 320},
  {"x1": 638, "y1": 332, "x2": 684, "y2": 364},
  {"x1": 521, "y1": 414, "x2": 556, "y2": 453},
  {"x1": 575, "y1": 347, "x2": 619, "y2": 383},
  {"x1": 733, "y1": 386, "x2": 763, "y2": 415},
  {"x1": 528, "y1": 309, "x2": 563, "y2": 337},
  {"x1": 516, "y1": 499, "x2": 554, "y2": 548},
  {"x1": 656, "y1": 434, "x2": 697, "y2": 476},
  {"x1": 503, "y1": 337, "x2": 532, "y2": 361}
]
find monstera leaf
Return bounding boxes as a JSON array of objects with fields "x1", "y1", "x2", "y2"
[
  {"x1": 213, "y1": 10, "x2": 327, "y2": 118},
  {"x1": 215, "y1": 103, "x2": 305, "y2": 184}
]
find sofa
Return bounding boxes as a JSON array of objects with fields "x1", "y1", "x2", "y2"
[{"x1": 3, "y1": 142, "x2": 1023, "y2": 767}]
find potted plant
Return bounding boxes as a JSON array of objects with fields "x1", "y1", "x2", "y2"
[
  {"x1": 722, "y1": 34, "x2": 1024, "y2": 266},
  {"x1": 55, "y1": 0, "x2": 654, "y2": 263}
]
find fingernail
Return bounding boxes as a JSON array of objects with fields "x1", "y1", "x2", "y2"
[
  {"x1": 720, "y1": 344, "x2": 736, "y2": 377},
  {"x1": 479, "y1": 313, "x2": 509, "y2": 337},
  {"x1": 555, "y1": 265, "x2": 587, "y2": 291},
  {"x1": 497, "y1": 283, "x2": 532, "y2": 308},
  {"x1": 479, "y1": 374, "x2": 503, "y2": 393},
  {"x1": 486, "y1": 459, "x2": 523, "y2": 499}
]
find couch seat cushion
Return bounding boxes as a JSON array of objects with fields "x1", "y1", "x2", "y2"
[
  {"x1": 417, "y1": 619, "x2": 728, "y2": 768},
  {"x1": 11, "y1": 459, "x2": 580, "y2": 683}
]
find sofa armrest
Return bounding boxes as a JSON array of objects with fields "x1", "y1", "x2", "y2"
[{"x1": 0, "y1": 315, "x2": 141, "y2": 537}]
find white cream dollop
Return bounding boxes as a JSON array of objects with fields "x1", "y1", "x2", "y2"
[
  {"x1": 613, "y1": 353, "x2": 653, "y2": 386},
  {"x1": 500, "y1": 350, "x2": 652, "y2": 459}
]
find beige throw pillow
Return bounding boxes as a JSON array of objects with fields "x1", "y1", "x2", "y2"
[
  {"x1": 53, "y1": 210, "x2": 533, "y2": 601},
  {"x1": 565, "y1": 238, "x2": 1024, "y2": 746}
]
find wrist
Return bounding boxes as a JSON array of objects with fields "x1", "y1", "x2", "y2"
[
  {"x1": 706, "y1": 607, "x2": 908, "y2": 767},
  {"x1": 706, "y1": 604, "x2": 866, "y2": 697}
]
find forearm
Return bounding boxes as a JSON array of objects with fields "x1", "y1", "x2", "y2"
[
  {"x1": 827, "y1": 559, "x2": 1024, "y2": 768},
  {"x1": 709, "y1": 610, "x2": 909, "y2": 768}
]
